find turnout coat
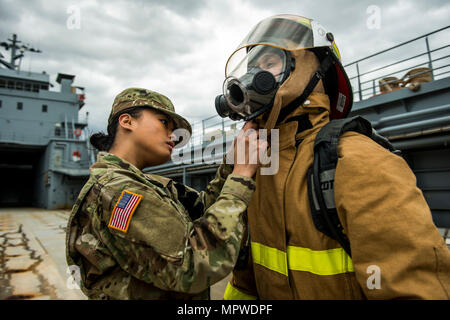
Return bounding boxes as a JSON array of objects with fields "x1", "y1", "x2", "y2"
[{"x1": 225, "y1": 92, "x2": 450, "y2": 300}]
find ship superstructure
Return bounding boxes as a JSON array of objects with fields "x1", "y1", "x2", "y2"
[{"x1": 0, "y1": 34, "x2": 92, "y2": 209}]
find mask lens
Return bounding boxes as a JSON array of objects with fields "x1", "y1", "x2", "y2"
[
  {"x1": 226, "y1": 45, "x2": 287, "y2": 82},
  {"x1": 251, "y1": 48, "x2": 285, "y2": 81}
]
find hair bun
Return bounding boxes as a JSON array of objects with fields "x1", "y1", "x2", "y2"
[{"x1": 90, "y1": 132, "x2": 113, "y2": 151}]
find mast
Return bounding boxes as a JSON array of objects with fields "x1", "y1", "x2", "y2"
[{"x1": 0, "y1": 33, "x2": 41, "y2": 70}]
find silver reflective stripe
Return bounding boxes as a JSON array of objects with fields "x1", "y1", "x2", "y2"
[{"x1": 320, "y1": 169, "x2": 336, "y2": 209}]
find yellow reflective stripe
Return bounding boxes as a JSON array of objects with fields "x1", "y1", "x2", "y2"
[
  {"x1": 251, "y1": 242, "x2": 354, "y2": 276},
  {"x1": 251, "y1": 242, "x2": 288, "y2": 276},
  {"x1": 287, "y1": 246, "x2": 354, "y2": 275},
  {"x1": 332, "y1": 42, "x2": 341, "y2": 61},
  {"x1": 295, "y1": 17, "x2": 311, "y2": 27},
  {"x1": 223, "y1": 282, "x2": 257, "y2": 300}
]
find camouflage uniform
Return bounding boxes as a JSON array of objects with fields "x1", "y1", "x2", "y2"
[
  {"x1": 66, "y1": 152, "x2": 255, "y2": 300},
  {"x1": 66, "y1": 88, "x2": 255, "y2": 300}
]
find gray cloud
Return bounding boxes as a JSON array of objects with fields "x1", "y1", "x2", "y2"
[{"x1": 1, "y1": 0, "x2": 449, "y2": 134}]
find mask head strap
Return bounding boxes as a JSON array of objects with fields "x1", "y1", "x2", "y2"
[{"x1": 276, "y1": 52, "x2": 334, "y2": 125}]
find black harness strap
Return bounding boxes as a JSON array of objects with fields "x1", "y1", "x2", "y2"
[
  {"x1": 307, "y1": 116, "x2": 400, "y2": 258},
  {"x1": 277, "y1": 54, "x2": 334, "y2": 125}
]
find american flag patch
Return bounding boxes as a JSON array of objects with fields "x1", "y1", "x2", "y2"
[{"x1": 108, "y1": 190, "x2": 143, "y2": 233}]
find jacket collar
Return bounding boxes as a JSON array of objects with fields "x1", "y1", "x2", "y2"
[
  {"x1": 285, "y1": 92, "x2": 331, "y2": 141},
  {"x1": 256, "y1": 92, "x2": 332, "y2": 145},
  {"x1": 95, "y1": 152, "x2": 143, "y2": 174}
]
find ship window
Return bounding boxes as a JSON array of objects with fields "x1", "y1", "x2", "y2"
[
  {"x1": 17, "y1": 102, "x2": 23, "y2": 110},
  {"x1": 0, "y1": 100, "x2": 2, "y2": 108},
  {"x1": 16, "y1": 82, "x2": 23, "y2": 90},
  {"x1": 42, "y1": 104, "x2": 48, "y2": 112},
  {"x1": 0, "y1": 79, "x2": 5, "y2": 88},
  {"x1": 32, "y1": 84, "x2": 39, "y2": 92},
  {"x1": 8, "y1": 81, "x2": 14, "y2": 89},
  {"x1": 55, "y1": 124, "x2": 61, "y2": 136},
  {"x1": 41, "y1": 84, "x2": 49, "y2": 91},
  {"x1": 24, "y1": 82, "x2": 31, "y2": 91}
]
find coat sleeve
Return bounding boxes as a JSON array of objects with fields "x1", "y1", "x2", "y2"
[
  {"x1": 335, "y1": 132, "x2": 450, "y2": 299},
  {"x1": 98, "y1": 171, "x2": 256, "y2": 294}
]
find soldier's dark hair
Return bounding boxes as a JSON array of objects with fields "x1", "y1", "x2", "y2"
[{"x1": 90, "y1": 107, "x2": 146, "y2": 151}]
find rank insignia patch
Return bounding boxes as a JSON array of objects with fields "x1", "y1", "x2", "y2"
[{"x1": 108, "y1": 190, "x2": 143, "y2": 232}]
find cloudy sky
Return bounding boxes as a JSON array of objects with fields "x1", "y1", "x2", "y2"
[{"x1": 1, "y1": 0, "x2": 449, "y2": 134}]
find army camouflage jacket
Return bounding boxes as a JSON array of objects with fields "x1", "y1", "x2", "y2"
[{"x1": 65, "y1": 152, "x2": 255, "y2": 300}]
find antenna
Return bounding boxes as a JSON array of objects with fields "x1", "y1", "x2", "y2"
[{"x1": 0, "y1": 33, "x2": 42, "y2": 70}]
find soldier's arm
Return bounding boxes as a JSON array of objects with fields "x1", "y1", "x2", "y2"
[
  {"x1": 335, "y1": 132, "x2": 450, "y2": 299},
  {"x1": 98, "y1": 173, "x2": 255, "y2": 294},
  {"x1": 196, "y1": 161, "x2": 234, "y2": 210}
]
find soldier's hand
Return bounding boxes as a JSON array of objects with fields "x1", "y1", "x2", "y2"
[{"x1": 231, "y1": 121, "x2": 269, "y2": 178}]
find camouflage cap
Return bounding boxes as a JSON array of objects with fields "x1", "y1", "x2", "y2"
[{"x1": 108, "y1": 88, "x2": 192, "y2": 141}]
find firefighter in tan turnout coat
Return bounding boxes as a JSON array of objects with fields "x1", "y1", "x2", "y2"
[{"x1": 213, "y1": 14, "x2": 450, "y2": 299}]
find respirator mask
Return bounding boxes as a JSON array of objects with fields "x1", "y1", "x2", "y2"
[{"x1": 215, "y1": 45, "x2": 293, "y2": 121}]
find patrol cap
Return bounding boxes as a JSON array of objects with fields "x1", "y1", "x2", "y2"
[{"x1": 108, "y1": 88, "x2": 192, "y2": 142}]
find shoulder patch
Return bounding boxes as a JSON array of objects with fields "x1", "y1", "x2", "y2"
[{"x1": 108, "y1": 190, "x2": 143, "y2": 233}]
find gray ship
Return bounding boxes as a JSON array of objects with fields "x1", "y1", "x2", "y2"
[{"x1": 0, "y1": 34, "x2": 92, "y2": 210}]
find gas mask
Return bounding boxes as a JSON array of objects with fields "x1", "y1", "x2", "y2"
[{"x1": 215, "y1": 45, "x2": 294, "y2": 121}]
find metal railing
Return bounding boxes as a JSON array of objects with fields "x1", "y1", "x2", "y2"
[
  {"x1": 147, "y1": 115, "x2": 243, "y2": 173},
  {"x1": 55, "y1": 159, "x2": 91, "y2": 169},
  {"x1": 0, "y1": 126, "x2": 88, "y2": 145},
  {"x1": 344, "y1": 25, "x2": 450, "y2": 101},
  {"x1": 183, "y1": 114, "x2": 244, "y2": 150}
]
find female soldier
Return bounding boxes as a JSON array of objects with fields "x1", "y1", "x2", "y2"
[{"x1": 66, "y1": 88, "x2": 266, "y2": 300}]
